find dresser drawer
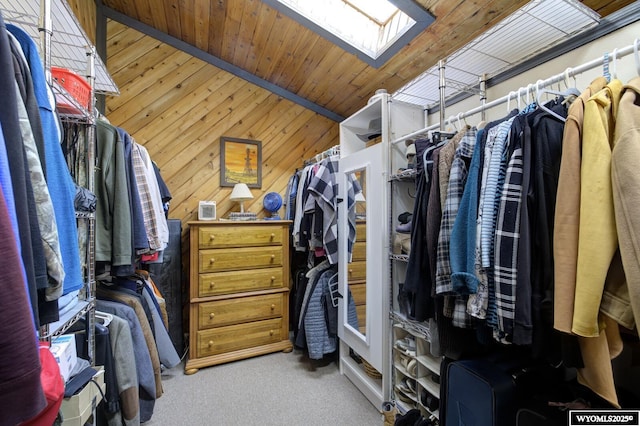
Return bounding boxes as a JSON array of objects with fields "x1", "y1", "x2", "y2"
[
  {"x1": 350, "y1": 282, "x2": 366, "y2": 305},
  {"x1": 199, "y1": 225, "x2": 283, "y2": 248},
  {"x1": 196, "y1": 318, "x2": 283, "y2": 358},
  {"x1": 356, "y1": 222, "x2": 366, "y2": 242},
  {"x1": 198, "y1": 268, "x2": 283, "y2": 297},
  {"x1": 347, "y1": 260, "x2": 366, "y2": 281},
  {"x1": 352, "y1": 241, "x2": 366, "y2": 261},
  {"x1": 198, "y1": 292, "x2": 284, "y2": 329},
  {"x1": 199, "y1": 246, "x2": 283, "y2": 272}
]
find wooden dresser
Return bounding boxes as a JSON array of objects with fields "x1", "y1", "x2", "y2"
[
  {"x1": 350, "y1": 220, "x2": 367, "y2": 334},
  {"x1": 185, "y1": 221, "x2": 293, "y2": 374}
]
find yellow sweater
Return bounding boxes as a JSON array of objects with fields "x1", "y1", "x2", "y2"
[
  {"x1": 573, "y1": 79, "x2": 623, "y2": 337},
  {"x1": 553, "y1": 77, "x2": 607, "y2": 334}
]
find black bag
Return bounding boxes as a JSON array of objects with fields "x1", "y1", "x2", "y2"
[{"x1": 445, "y1": 359, "x2": 518, "y2": 426}]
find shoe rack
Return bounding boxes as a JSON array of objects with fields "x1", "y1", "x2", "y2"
[{"x1": 392, "y1": 323, "x2": 441, "y2": 420}]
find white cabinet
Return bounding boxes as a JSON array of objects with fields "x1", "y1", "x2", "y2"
[{"x1": 337, "y1": 92, "x2": 423, "y2": 410}]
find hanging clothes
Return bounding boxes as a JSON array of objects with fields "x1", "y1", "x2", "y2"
[
  {"x1": 9, "y1": 23, "x2": 84, "y2": 297},
  {"x1": 0, "y1": 13, "x2": 39, "y2": 326},
  {"x1": 553, "y1": 77, "x2": 608, "y2": 333},
  {"x1": 96, "y1": 119, "x2": 134, "y2": 271},
  {"x1": 132, "y1": 142, "x2": 169, "y2": 253},
  {"x1": 573, "y1": 79, "x2": 624, "y2": 338}
]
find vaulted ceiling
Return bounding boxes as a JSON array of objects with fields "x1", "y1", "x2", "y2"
[{"x1": 95, "y1": 0, "x2": 631, "y2": 121}]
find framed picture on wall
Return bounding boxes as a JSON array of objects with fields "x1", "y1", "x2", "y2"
[{"x1": 220, "y1": 136, "x2": 262, "y2": 188}]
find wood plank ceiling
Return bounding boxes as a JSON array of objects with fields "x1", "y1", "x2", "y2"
[{"x1": 97, "y1": 0, "x2": 633, "y2": 121}]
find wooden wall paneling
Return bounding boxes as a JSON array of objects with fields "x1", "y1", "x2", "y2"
[
  {"x1": 194, "y1": 0, "x2": 212, "y2": 51},
  {"x1": 107, "y1": 48, "x2": 193, "y2": 112},
  {"x1": 262, "y1": 114, "x2": 337, "y2": 179},
  {"x1": 265, "y1": 16, "x2": 309, "y2": 85},
  {"x1": 163, "y1": 0, "x2": 182, "y2": 38},
  {"x1": 251, "y1": 11, "x2": 289, "y2": 78},
  {"x1": 144, "y1": 94, "x2": 266, "y2": 204},
  {"x1": 221, "y1": 0, "x2": 245, "y2": 62},
  {"x1": 231, "y1": 0, "x2": 261, "y2": 67},
  {"x1": 142, "y1": 0, "x2": 168, "y2": 33},
  {"x1": 154, "y1": 82, "x2": 270, "y2": 185},
  {"x1": 106, "y1": 20, "x2": 145, "y2": 61},
  {"x1": 108, "y1": 58, "x2": 208, "y2": 133},
  {"x1": 168, "y1": 99, "x2": 335, "y2": 223},
  {"x1": 581, "y1": 0, "x2": 635, "y2": 16},
  {"x1": 284, "y1": 36, "x2": 333, "y2": 94},
  {"x1": 282, "y1": 35, "x2": 324, "y2": 93},
  {"x1": 324, "y1": 60, "x2": 373, "y2": 113},
  {"x1": 107, "y1": 31, "x2": 169, "y2": 78},
  {"x1": 261, "y1": 14, "x2": 299, "y2": 81},
  {"x1": 148, "y1": 82, "x2": 266, "y2": 182},
  {"x1": 133, "y1": 0, "x2": 158, "y2": 28},
  {"x1": 232, "y1": 0, "x2": 260, "y2": 70},
  {"x1": 179, "y1": 0, "x2": 197, "y2": 46},
  {"x1": 243, "y1": 4, "x2": 280, "y2": 76},
  {"x1": 107, "y1": 0, "x2": 138, "y2": 21},
  {"x1": 297, "y1": 46, "x2": 346, "y2": 103},
  {"x1": 314, "y1": 51, "x2": 368, "y2": 108},
  {"x1": 207, "y1": 0, "x2": 227, "y2": 57},
  {"x1": 132, "y1": 70, "x2": 236, "y2": 150},
  {"x1": 66, "y1": 0, "x2": 96, "y2": 44},
  {"x1": 272, "y1": 29, "x2": 318, "y2": 89}
]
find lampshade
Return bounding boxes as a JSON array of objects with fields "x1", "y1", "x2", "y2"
[{"x1": 230, "y1": 183, "x2": 253, "y2": 213}]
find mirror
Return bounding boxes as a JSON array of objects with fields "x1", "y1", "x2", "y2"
[{"x1": 347, "y1": 168, "x2": 367, "y2": 337}]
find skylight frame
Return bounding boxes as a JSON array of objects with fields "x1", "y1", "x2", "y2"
[{"x1": 262, "y1": 0, "x2": 435, "y2": 68}]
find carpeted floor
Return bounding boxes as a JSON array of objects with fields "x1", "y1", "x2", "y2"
[{"x1": 144, "y1": 349, "x2": 383, "y2": 425}]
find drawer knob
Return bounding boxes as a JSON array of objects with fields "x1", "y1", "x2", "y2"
[
  {"x1": 209, "y1": 313, "x2": 215, "y2": 319},
  {"x1": 209, "y1": 258, "x2": 215, "y2": 264},
  {"x1": 270, "y1": 233, "x2": 275, "y2": 240},
  {"x1": 209, "y1": 235, "x2": 215, "y2": 241},
  {"x1": 270, "y1": 254, "x2": 275, "y2": 261},
  {"x1": 271, "y1": 276, "x2": 275, "y2": 282},
  {"x1": 270, "y1": 304, "x2": 275, "y2": 310},
  {"x1": 349, "y1": 269, "x2": 353, "y2": 274},
  {"x1": 208, "y1": 340, "x2": 214, "y2": 347},
  {"x1": 209, "y1": 282, "x2": 215, "y2": 289},
  {"x1": 269, "y1": 330, "x2": 274, "y2": 336}
]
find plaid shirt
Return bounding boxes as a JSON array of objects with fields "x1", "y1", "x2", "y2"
[
  {"x1": 493, "y1": 137, "x2": 524, "y2": 341},
  {"x1": 132, "y1": 143, "x2": 168, "y2": 252},
  {"x1": 307, "y1": 156, "x2": 361, "y2": 264},
  {"x1": 435, "y1": 129, "x2": 477, "y2": 295}
]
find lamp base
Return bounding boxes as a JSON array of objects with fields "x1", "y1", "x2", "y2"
[{"x1": 228, "y1": 212, "x2": 258, "y2": 221}]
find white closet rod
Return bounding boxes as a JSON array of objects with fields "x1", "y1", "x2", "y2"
[{"x1": 392, "y1": 38, "x2": 640, "y2": 144}]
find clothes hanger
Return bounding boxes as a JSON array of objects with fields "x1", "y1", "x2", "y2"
[
  {"x1": 506, "y1": 91, "x2": 516, "y2": 112},
  {"x1": 603, "y1": 51, "x2": 611, "y2": 82},
  {"x1": 634, "y1": 38, "x2": 640, "y2": 76},
  {"x1": 328, "y1": 272, "x2": 340, "y2": 307},
  {"x1": 447, "y1": 115, "x2": 457, "y2": 132},
  {"x1": 95, "y1": 311, "x2": 113, "y2": 327},
  {"x1": 611, "y1": 47, "x2": 619, "y2": 80},
  {"x1": 456, "y1": 112, "x2": 464, "y2": 131},
  {"x1": 535, "y1": 79, "x2": 567, "y2": 122}
]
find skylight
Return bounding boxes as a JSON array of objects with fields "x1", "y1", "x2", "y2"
[{"x1": 263, "y1": 0, "x2": 435, "y2": 68}]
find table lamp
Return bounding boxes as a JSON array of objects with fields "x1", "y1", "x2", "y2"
[{"x1": 230, "y1": 183, "x2": 253, "y2": 213}]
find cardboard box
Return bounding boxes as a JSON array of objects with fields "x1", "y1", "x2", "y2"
[
  {"x1": 61, "y1": 367, "x2": 105, "y2": 426},
  {"x1": 50, "y1": 334, "x2": 78, "y2": 383}
]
